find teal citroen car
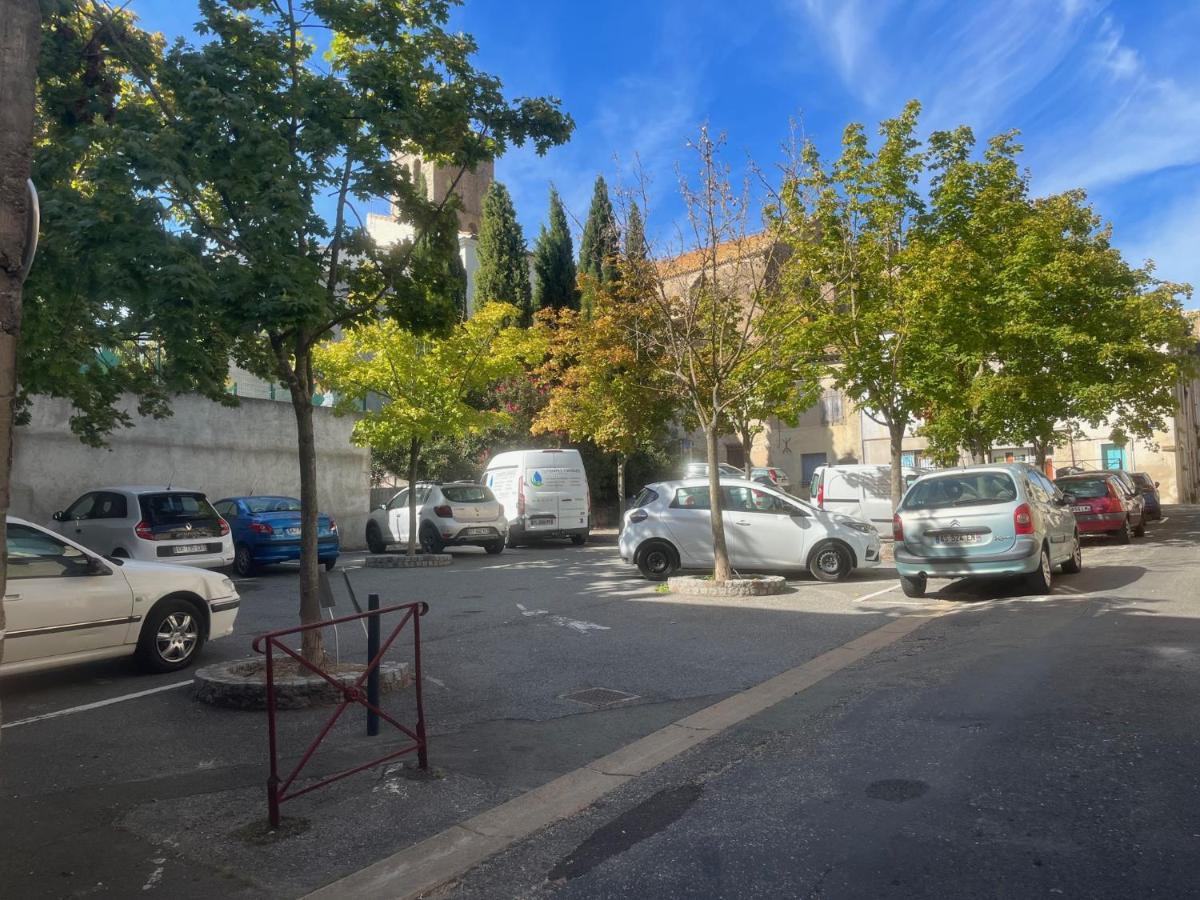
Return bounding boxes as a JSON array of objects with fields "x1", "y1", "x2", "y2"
[{"x1": 892, "y1": 463, "x2": 1081, "y2": 598}]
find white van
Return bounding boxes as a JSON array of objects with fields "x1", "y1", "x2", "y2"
[
  {"x1": 808, "y1": 464, "x2": 920, "y2": 531},
  {"x1": 484, "y1": 449, "x2": 591, "y2": 547}
]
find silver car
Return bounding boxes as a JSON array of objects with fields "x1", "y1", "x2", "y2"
[{"x1": 893, "y1": 463, "x2": 1080, "y2": 598}]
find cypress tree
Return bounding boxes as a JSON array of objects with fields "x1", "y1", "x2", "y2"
[
  {"x1": 532, "y1": 187, "x2": 579, "y2": 312},
  {"x1": 474, "y1": 181, "x2": 532, "y2": 322},
  {"x1": 625, "y1": 201, "x2": 647, "y2": 263},
  {"x1": 578, "y1": 175, "x2": 620, "y2": 316}
]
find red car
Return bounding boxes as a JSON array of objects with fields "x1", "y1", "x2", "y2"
[{"x1": 1055, "y1": 473, "x2": 1146, "y2": 543}]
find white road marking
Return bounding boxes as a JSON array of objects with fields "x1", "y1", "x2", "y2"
[
  {"x1": 425, "y1": 676, "x2": 447, "y2": 689},
  {"x1": 1, "y1": 680, "x2": 191, "y2": 729},
  {"x1": 515, "y1": 603, "x2": 549, "y2": 617},
  {"x1": 551, "y1": 616, "x2": 610, "y2": 634},
  {"x1": 853, "y1": 584, "x2": 898, "y2": 603}
]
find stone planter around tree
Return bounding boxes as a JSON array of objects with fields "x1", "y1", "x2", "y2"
[{"x1": 666, "y1": 574, "x2": 789, "y2": 597}]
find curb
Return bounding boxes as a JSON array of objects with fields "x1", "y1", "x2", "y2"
[
  {"x1": 193, "y1": 658, "x2": 411, "y2": 709},
  {"x1": 667, "y1": 574, "x2": 788, "y2": 597},
  {"x1": 365, "y1": 553, "x2": 452, "y2": 569}
]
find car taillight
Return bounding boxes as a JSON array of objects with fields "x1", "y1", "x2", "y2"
[
  {"x1": 770, "y1": 469, "x2": 779, "y2": 483},
  {"x1": 892, "y1": 513, "x2": 903, "y2": 541},
  {"x1": 1014, "y1": 502, "x2": 1034, "y2": 535},
  {"x1": 434, "y1": 505, "x2": 453, "y2": 518},
  {"x1": 1103, "y1": 483, "x2": 1123, "y2": 513},
  {"x1": 250, "y1": 521, "x2": 274, "y2": 535},
  {"x1": 219, "y1": 518, "x2": 230, "y2": 536},
  {"x1": 135, "y1": 520, "x2": 155, "y2": 541},
  {"x1": 817, "y1": 483, "x2": 825, "y2": 508}
]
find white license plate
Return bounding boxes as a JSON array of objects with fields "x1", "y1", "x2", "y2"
[
  {"x1": 285, "y1": 527, "x2": 301, "y2": 537},
  {"x1": 466, "y1": 527, "x2": 492, "y2": 535},
  {"x1": 174, "y1": 543, "x2": 207, "y2": 554},
  {"x1": 935, "y1": 533, "x2": 980, "y2": 545},
  {"x1": 1071, "y1": 505, "x2": 1090, "y2": 513},
  {"x1": 530, "y1": 516, "x2": 555, "y2": 526}
]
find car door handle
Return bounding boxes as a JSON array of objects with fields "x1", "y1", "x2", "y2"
[{"x1": 4, "y1": 593, "x2": 20, "y2": 601}]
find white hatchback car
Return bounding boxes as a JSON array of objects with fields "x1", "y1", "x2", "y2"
[
  {"x1": 49, "y1": 486, "x2": 235, "y2": 569},
  {"x1": 366, "y1": 482, "x2": 507, "y2": 555},
  {"x1": 619, "y1": 478, "x2": 882, "y2": 581},
  {"x1": 2, "y1": 517, "x2": 240, "y2": 676}
]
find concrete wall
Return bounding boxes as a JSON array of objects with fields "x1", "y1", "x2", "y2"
[{"x1": 12, "y1": 394, "x2": 371, "y2": 549}]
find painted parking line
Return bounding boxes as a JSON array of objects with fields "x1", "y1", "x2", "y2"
[
  {"x1": 853, "y1": 584, "x2": 898, "y2": 603},
  {"x1": 0, "y1": 680, "x2": 191, "y2": 730},
  {"x1": 305, "y1": 602, "x2": 952, "y2": 900}
]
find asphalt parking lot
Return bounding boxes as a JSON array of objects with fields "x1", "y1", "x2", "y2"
[{"x1": 2, "y1": 513, "x2": 1197, "y2": 897}]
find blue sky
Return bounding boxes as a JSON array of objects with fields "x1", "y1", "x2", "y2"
[{"x1": 133, "y1": 0, "x2": 1200, "y2": 305}]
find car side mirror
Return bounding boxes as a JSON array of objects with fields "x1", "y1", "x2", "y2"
[{"x1": 52, "y1": 510, "x2": 65, "y2": 521}]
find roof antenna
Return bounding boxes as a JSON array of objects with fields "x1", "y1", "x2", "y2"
[{"x1": 165, "y1": 467, "x2": 175, "y2": 491}]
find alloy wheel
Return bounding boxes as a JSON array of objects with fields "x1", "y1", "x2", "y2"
[{"x1": 156, "y1": 612, "x2": 199, "y2": 663}]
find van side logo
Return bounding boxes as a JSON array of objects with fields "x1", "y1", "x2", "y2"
[{"x1": 531, "y1": 471, "x2": 544, "y2": 487}]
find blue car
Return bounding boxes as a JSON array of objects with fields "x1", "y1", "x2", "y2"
[
  {"x1": 213, "y1": 496, "x2": 339, "y2": 576},
  {"x1": 1130, "y1": 472, "x2": 1163, "y2": 521}
]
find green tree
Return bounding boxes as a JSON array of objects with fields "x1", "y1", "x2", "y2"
[
  {"x1": 91, "y1": 0, "x2": 571, "y2": 662},
  {"x1": 315, "y1": 303, "x2": 539, "y2": 554},
  {"x1": 474, "y1": 181, "x2": 532, "y2": 323},
  {"x1": 578, "y1": 174, "x2": 619, "y2": 317},
  {"x1": 532, "y1": 186, "x2": 578, "y2": 312},
  {"x1": 772, "y1": 101, "x2": 932, "y2": 511},
  {"x1": 22, "y1": 6, "x2": 235, "y2": 446},
  {"x1": 624, "y1": 201, "x2": 647, "y2": 262}
]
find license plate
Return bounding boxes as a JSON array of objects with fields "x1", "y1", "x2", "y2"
[
  {"x1": 1071, "y1": 505, "x2": 1090, "y2": 513},
  {"x1": 530, "y1": 516, "x2": 554, "y2": 525},
  {"x1": 467, "y1": 527, "x2": 492, "y2": 535},
  {"x1": 285, "y1": 527, "x2": 301, "y2": 537},
  {"x1": 174, "y1": 543, "x2": 207, "y2": 554},
  {"x1": 935, "y1": 533, "x2": 980, "y2": 545}
]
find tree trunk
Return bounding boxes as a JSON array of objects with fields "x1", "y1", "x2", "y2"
[
  {"x1": 407, "y1": 437, "x2": 419, "y2": 556},
  {"x1": 739, "y1": 427, "x2": 753, "y2": 478},
  {"x1": 0, "y1": 0, "x2": 43, "y2": 723},
  {"x1": 616, "y1": 454, "x2": 627, "y2": 531},
  {"x1": 1033, "y1": 438, "x2": 1048, "y2": 470},
  {"x1": 281, "y1": 346, "x2": 325, "y2": 666},
  {"x1": 888, "y1": 419, "x2": 906, "y2": 513},
  {"x1": 705, "y1": 425, "x2": 732, "y2": 582}
]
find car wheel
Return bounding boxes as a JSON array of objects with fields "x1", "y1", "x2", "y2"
[
  {"x1": 637, "y1": 541, "x2": 679, "y2": 581},
  {"x1": 484, "y1": 541, "x2": 504, "y2": 555},
  {"x1": 570, "y1": 532, "x2": 588, "y2": 546},
  {"x1": 1113, "y1": 518, "x2": 1133, "y2": 544},
  {"x1": 366, "y1": 524, "x2": 387, "y2": 554},
  {"x1": 808, "y1": 540, "x2": 851, "y2": 582},
  {"x1": 323, "y1": 557, "x2": 337, "y2": 571},
  {"x1": 900, "y1": 573, "x2": 926, "y2": 598},
  {"x1": 1133, "y1": 517, "x2": 1146, "y2": 538},
  {"x1": 1060, "y1": 533, "x2": 1082, "y2": 574},
  {"x1": 419, "y1": 524, "x2": 444, "y2": 554},
  {"x1": 1025, "y1": 547, "x2": 1053, "y2": 594},
  {"x1": 233, "y1": 544, "x2": 256, "y2": 577},
  {"x1": 137, "y1": 598, "x2": 206, "y2": 673}
]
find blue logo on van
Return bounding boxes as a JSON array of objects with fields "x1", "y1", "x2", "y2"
[
  {"x1": 531, "y1": 471, "x2": 544, "y2": 487},
  {"x1": 486, "y1": 473, "x2": 494, "y2": 487}
]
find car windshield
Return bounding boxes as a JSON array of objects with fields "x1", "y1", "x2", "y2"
[
  {"x1": 244, "y1": 497, "x2": 302, "y2": 514},
  {"x1": 441, "y1": 485, "x2": 493, "y2": 503},
  {"x1": 903, "y1": 472, "x2": 1018, "y2": 510},
  {"x1": 139, "y1": 492, "x2": 219, "y2": 524},
  {"x1": 1060, "y1": 478, "x2": 1110, "y2": 499}
]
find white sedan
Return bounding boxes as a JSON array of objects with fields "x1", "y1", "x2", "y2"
[
  {"x1": 1, "y1": 517, "x2": 240, "y2": 676},
  {"x1": 618, "y1": 478, "x2": 882, "y2": 581}
]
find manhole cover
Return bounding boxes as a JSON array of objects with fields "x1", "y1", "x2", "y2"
[{"x1": 563, "y1": 688, "x2": 640, "y2": 707}]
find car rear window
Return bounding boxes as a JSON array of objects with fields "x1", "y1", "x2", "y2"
[
  {"x1": 1059, "y1": 478, "x2": 1110, "y2": 499},
  {"x1": 442, "y1": 485, "x2": 493, "y2": 503},
  {"x1": 244, "y1": 497, "x2": 302, "y2": 514},
  {"x1": 903, "y1": 472, "x2": 1018, "y2": 510},
  {"x1": 139, "y1": 492, "x2": 220, "y2": 525},
  {"x1": 1131, "y1": 473, "x2": 1154, "y2": 490}
]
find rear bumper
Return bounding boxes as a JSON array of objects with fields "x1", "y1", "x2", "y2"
[
  {"x1": 510, "y1": 520, "x2": 588, "y2": 541},
  {"x1": 250, "y1": 539, "x2": 339, "y2": 563},
  {"x1": 1073, "y1": 512, "x2": 1126, "y2": 533},
  {"x1": 895, "y1": 537, "x2": 1040, "y2": 578},
  {"x1": 442, "y1": 525, "x2": 504, "y2": 545}
]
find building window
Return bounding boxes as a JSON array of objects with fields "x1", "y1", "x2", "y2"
[{"x1": 819, "y1": 389, "x2": 844, "y2": 425}]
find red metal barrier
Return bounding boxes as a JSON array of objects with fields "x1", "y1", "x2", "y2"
[{"x1": 251, "y1": 600, "x2": 429, "y2": 826}]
